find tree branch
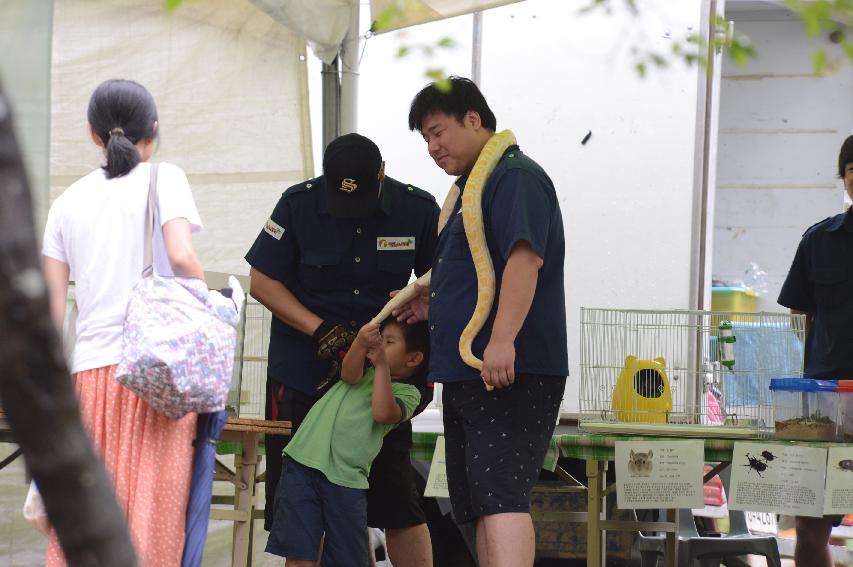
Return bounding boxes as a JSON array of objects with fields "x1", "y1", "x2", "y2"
[{"x1": 0, "y1": 81, "x2": 137, "y2": 566}]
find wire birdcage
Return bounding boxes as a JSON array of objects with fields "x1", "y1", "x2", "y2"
[
  {"x1": 578, "y1": 308, "x2": 806, "y2": 438},
  {"x1": 228, "y1": 298, "x2": 272, "y2": 418}
]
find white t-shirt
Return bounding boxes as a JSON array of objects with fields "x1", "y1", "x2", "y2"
[{"x1": 42, "y1": 162, "x2": 203, "y2": 374}]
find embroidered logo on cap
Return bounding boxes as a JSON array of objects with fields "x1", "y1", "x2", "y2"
[
  {"x1": 340, "y1": 178, "x2": 358, "y2": 193},
  {"x1": 377, "y1": 237, "x2": 416, "y2": 250},
  {"x1": 264, "y1": 218, "x2": 285, "y2": 240}
]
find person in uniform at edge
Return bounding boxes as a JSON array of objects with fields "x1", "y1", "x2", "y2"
[
  {"x1": 778, "y1": 134, "x2": 853, "y2": 567},
  {"x1": 392, "y1": 76, "x2": 568, "y2": 567},
  {"x1": 245, "y1": 133, "x2": 439, "y2": 566}
]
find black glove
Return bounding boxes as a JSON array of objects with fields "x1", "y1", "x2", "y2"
[
  {"x1": 313, "y1": 321, "x2": 357, "y2": 391},
  {"x1": 313, "y1": 321, "x2": 357, "y2": 360},
  {"x1": 315, "y1": 358, "x2": 343, "y2": 392}
]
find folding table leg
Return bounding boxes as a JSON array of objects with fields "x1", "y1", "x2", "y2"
[
  {"x1": 586, "y1": 459, "x2": 606, "y2": 567},
  {"x1": 232, "y1": 432, "x2": 259, "y2": 567},
  {"x1": 665, "y1": 508, "x2": 677, "y2": 567}
]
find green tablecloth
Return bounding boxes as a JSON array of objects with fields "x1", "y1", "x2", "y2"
[
  {"x1": 411, "y1": 430, "x2": 851, "y2": 471},
  {"x1": 411, "y1": 431, "x2": 441, "y2": 462},
  {"x1": 221, "y1": 428, "x2": 852, "y2": 467}
]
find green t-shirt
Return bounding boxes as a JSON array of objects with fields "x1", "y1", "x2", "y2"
[{"x1": 284, "y1": 367, "x2": 421, "y2": 489}]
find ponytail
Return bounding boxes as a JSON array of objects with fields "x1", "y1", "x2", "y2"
[
  {"x1": 104, "y1": 129, "x2": 141, "y2": 179},
  {"x1": 87, "y1": 80, "x2": 158, "y2": 179}
]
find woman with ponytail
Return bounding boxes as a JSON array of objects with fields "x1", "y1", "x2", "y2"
[{"x1": 41, "y1": 79, "x2": 205, "y2": 566}]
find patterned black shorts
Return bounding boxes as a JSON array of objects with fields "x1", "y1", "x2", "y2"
[{"x1": 441, "y1": 374, "x2": 566, "y2": 523}]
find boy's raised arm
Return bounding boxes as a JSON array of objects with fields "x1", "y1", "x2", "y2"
[
  {"x1": 341, "y1": 323, "x2": 380, "y2": 384},
  {"x1": 371, "y1": 355, "x2": 403, "y2": 425}
]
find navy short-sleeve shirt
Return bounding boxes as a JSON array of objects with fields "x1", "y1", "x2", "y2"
[
  {"x1": 427, "y1": 146, "x2": 569, "y2": 383},
  {"x1": 778, "y1": 211, "x2": 853, "y2": 379},
  {"x1": 245, "y1": 175, "x2": 439, "y2": 396}
]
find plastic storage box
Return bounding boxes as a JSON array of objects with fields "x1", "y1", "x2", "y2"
[
  {"x1": 838, "y1": 380, "x2": 853, "y2": 443},
  {"x1": 711, "y1": 287, "x2": 758, "y2": 313},
  {"x1": 770, "y1": 378, "x2": 839, "y2": 441}
]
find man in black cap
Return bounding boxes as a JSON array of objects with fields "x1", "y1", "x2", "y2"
[{"x1": 246, "y1": 133, "x2": 439, "y2": 566}]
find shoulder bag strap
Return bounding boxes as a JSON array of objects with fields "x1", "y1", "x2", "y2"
[{"x1": 143, "y1": 163, "x2": 159, "y2": 277}]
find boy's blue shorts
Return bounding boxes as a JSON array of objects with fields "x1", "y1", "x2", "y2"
[{"x1": 265, "y1": 457, "x2": 368, "y2": 566}]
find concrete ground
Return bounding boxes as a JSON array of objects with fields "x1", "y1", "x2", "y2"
[{"x1": 0, "y1": 444, "x2": 279, "y2": 566}]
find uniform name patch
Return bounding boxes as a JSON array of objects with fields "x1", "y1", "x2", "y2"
[
  {"x1": 377, "y1": 236, "x2": 415, "y2": 250},
  {"x1": 264, "y1": 218, "x2": 285, "y2": 240}
]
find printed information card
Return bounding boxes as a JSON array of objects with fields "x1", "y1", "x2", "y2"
[
  {"x1": 729, "y1": 442, "x2": 827, "y2": 518},
  {"x1": 615, "y1": 440, "x2": 704, "y2": 510},
  {"x1": 823, "y1": 446, "x2": 853, "y2": 516},
  {"x1": 424, "y1": 435, "x2": 450, "y2": 499}
]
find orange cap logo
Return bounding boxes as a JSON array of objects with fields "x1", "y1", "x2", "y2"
[{"x1": 340, "y1": 178, "x2": 358, "y2": 193}]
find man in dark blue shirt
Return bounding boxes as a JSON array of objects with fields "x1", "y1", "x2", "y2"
[
  {"x1": 778, "y1": 134, "x2": 853, "y2": 567},
  {"x1": 245, "y1": 133, "x2": 439, "y2": 566},
  {"x1": 396, "y1": 77, "x2": 568, "y2": 567}
]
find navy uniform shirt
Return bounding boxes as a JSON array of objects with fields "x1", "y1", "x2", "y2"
[
  {"x1": 245, "y1": 176, "x2": 439, "y2": 396},
  {"x1": 428, "y1": 146, "x2": 569, "y2": 383},
  {"x1": 778, "y1": 210, "x2": 853, "y2": 379}
]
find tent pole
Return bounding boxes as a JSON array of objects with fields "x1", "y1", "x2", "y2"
[
  {"x1": 472, "y1": 11, "x2": 483, "y2": 84},
  {"x1": 340, "y1": 0, "x2": 360, "y2": 135},
  {"x1": 321, "y1": 58, "x2": 340, "y2": 150},
  {"x1": 689, "y1": 0, "x2": 722, "y2": 312}
]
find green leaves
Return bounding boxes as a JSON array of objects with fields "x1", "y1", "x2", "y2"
[
  {"x1": 393, "y1": 35, "x2": 457, "y2": 89},
  {"x1": 425, "y1": 70, "x2": 451, "y2": 92},
  {"x1": 784, "y1": 0, "x2": 853, "y2": 73},
  {"x1": 371, "y1": 5, "x2": 404, "y2": 33},
  {"x1": 579, "y1": 0, "x2": 850, "y2": 77},
  {"x1": 164, "y1": 0, "x2": 183, "y2": 12},
  {"x1": 813, "y1": 48, "x2": 829, "y2": 74}
]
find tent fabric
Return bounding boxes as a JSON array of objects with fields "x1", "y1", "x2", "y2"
[
  {"x1": 50, "y1": 0, "x2": 313, "y2": 276},
  {"x1": 250, "y1": 0, "x2": 353, "y2": 65},
  {"x1": 370, "y1": 0, "x2": 523, "y2": 33},
  {"x1": 0, "y1": 0, "x2": 53, "y2": 228},
  {"x1": 247, "y1": 1, "x2": 526, "y2": 63}
]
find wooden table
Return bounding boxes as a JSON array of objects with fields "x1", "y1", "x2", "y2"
[{"x1": 213, "y1": 417, "x2": 291, "y2": 567}]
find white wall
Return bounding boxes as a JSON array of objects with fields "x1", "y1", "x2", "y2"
[
  {"x1": 713, "y1": 19, "x2": 853, "y2": 312},
  {"x1": 310, "y1": 0, "x2": 708, "y2": 414}
]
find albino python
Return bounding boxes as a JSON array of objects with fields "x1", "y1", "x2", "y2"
[{"x1": 371, "y1": 130, "x2": 518, "y2": 389}]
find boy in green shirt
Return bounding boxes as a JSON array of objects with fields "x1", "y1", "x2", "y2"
[{"x1": 265, "y1": 318, "x2": 427, "y2": 566}]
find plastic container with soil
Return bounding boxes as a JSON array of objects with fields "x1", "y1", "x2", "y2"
[{"x1": 770, "y1": 378, "x2": 839, "y2": 441}]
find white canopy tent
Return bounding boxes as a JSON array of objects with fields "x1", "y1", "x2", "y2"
[
  {"x1": 4, "y1": 0, "x2": 719, "y2": 300},
  {"x1": 250, "y1": 0, "x2": 525, "y2": 142},
  {"x1": 1, "y1": 0, "x2": 724, "y2": 418},
  {"x1": 48, "y1": 0, "x2": 313, "y2": 276}
]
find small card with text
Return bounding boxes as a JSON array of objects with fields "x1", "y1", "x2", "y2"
[
  {"x1": 729, "y1": 442, "x2": 826, "y2": 518},
  {"x1": 424, "y1": 435, "x2": 450, "y2": 499},
  {"x1": 615, "y1": 440, "x2": 704, "y2": 509}
]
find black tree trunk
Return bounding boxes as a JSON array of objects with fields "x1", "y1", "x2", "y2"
[{"x1": 0, "y1": 83, "x2": 137, "y2": 565}]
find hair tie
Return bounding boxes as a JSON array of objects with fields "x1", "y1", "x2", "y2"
[{"x1": 109, "y1": 127, "x2": 125, "y2": 137}]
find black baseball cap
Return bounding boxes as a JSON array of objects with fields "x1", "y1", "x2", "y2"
[{"x1": 323, "y1": 133, "x2": 384, "y2": 219}]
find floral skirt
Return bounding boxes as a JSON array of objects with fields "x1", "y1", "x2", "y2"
[{"x1": 45, "y1": 364, "x2": 196, "y2": 567}]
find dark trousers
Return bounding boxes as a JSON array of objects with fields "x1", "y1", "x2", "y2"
[{"x1": 264, "y1": 376, "x2": 316, "y2": 531}]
